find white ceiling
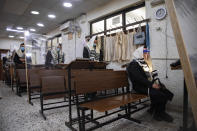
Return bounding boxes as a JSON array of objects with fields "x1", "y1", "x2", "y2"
[{"x1": 0, "y1": 0, "x2": 111, "y2": 38}]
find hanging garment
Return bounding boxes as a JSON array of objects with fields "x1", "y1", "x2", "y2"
[
  {"x1": 104, "y1": 36, "x2": 114, "y2": 61},
  {"x1": 111, "y1": 35, "x2": 116, "y2": 61},
  {"x1": 127, "y1": 31, "x2": 137, "y2": 60},
  {"x1": 113, "y1": 32, "x2": 123, "y2": 62},
  {"x1": 96, "y1": 36, "x2": 102, "y2": 54},
  {"x1": 104, "y1": 36, "x2": 110, "y2": 61},
  {"x1": 99, "y1": 36, "x2": 104, "y2": 61},
  {"x1": 146, "y1": 23, "x2": 150, "y2": 50},
  {"x1": 122, "y1": 33, "x2": 129, "y2": 61},
  {"x1": 133, "y1": 24, "x2": 145, "y2": 45}
]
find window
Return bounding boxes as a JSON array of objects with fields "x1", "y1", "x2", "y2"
[
  {"x1": 58, "y1": 36, "x2": 62, "y2": 44},
  {"x1": 126, "y1": 7, "x2": 146, "y2": 30},
  {"x1": 92, "y1": 20, "x2": 104, "y2": 34},
  {"x1": 90, "y1": 2, "x2": 145, "y2": 36},
  {"x1": 47, "y1": 40, "x2": 52, "y2": 49},
  {"x1": 46, "y1": 34, "x2": 62, "y2": 50},
  {"x1": 52, "y1": 37, "x2": 58, "y2": 47},
  {"x1": 106, "y1": 14, "x2": 122, "y2": 34}
]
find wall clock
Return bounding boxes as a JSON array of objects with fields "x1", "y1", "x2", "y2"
[{"x1": 155, "y1": 7, "x2": 167, "y2": 20}]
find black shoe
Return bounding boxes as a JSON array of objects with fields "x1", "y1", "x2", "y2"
[
  {"x1": 170, "y1": 59, "x2": 181, "y2": 69},
  {"x1": 153, "y1": 113, "x2": 163, "y2": 121},
  {"x1": 160, "y1": 112, "x2": 174, "y2": 123},
  {"x1": 147, "y1": 108, "x2": 154, "y2": 115}
]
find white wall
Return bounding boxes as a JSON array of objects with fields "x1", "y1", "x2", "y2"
[
  {"x1": 146, "y1": 0, "x2": 183, "y2": 109},
  {"x1": 47, "y1": 0, "x2": 184, "y2": 109},
  {"x1": 47, "y1": 27, "x2": 61, "y2": 37},
  {"x1": 0, "y1": 38, "x2": 23, "y2": 51}
]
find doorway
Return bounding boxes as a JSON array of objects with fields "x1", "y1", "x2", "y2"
[{"x1": 0, "y1": 49, "x2": 10, "y2": 80}]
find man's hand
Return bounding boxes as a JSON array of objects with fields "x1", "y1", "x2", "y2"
[
  {"x1": 152, "y1": 83, "x2": 160, "y2": 90},
  {"x1": 20, "y1": 58, "x2": 25, "y2": 63}
]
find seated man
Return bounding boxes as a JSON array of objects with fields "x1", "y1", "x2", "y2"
[{"x1": 127, "y1": 46, "x2": 174, "y2": 122}]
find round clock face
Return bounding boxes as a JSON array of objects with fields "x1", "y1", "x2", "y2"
[{"x1": 155, "y1": 7, "x2": 167, "y2": 20}]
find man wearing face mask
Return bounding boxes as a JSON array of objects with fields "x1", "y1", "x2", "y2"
[
  {"x1": 52, "y1": 44, "x2": 65, "y2": 64},
  {"x1": 127, "y1": 46, "x2": 174, "y2": 122},
  {"x1": 89, "y1": 37, "x2": 100, "y2": 61},
  {"x1": 14, "y1": 43, "x2": 25, "y2": 68}
]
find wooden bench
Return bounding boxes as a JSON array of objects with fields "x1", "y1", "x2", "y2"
[
  {"x1": 72, "y1": 70, "x2": 148, "y2": 131},
  {"x1": 80, "y1": 93, "x2": 147, "y2": 112},
  {"x1": 39, "y1": 69, "x2": 70, "y2": 120},
  {"x1": 28, "y1": 69, "x2": 43, "y2": 105}
]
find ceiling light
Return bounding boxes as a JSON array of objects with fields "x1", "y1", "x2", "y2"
[
  {"x1": 37, "y1": 23, "x2": 44, "y2": 27},
  {"x1": 19, "y1": 36, "x2": 24, "y2": 39},
  {"x1": 31, "y1": 11, "x2": 40, "y2": 15},
  {"x1": 63, "y1": 2, "x2": 72, "y2": 7},
  {"x1": 48, "y1": 14, "x2": 56, "y2": 19},
  {"x1": 17, "y1": 27, "x2": 23, "y2": 30},
  {"x1": 30, "y1": 28, "x2": 36, "y2": 32},
  {"x1": 6, "y1": 28, "x2": 24, "y2": 33},
  {"x1": 9, "y1": 35, "x2": 14, "y2": 38}
]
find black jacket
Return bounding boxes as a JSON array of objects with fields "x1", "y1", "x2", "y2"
[
  {"x1": 45, "y1": 50, "x2": 53, "y2": 67},
  {"x1": 83, "y1": 46, "x2": 90, "y2": 58},
  {"x1": 14, "y1": 53, "x2": 23, "y2": 64},
  {"x1": 127, "y1": 61, "x2": 152, "y2": 94}
]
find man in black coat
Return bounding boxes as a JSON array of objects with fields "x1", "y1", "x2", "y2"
[{"x1": 127, "y1": 46, "x2": 174, "y2": 122}]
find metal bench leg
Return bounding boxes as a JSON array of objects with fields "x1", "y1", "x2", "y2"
[
  {"x1": 127, "y1": 103, "x2": 141, "y2": 123},
  {"x1": 69, "y1": 93, "x2": 72, "y2": 125},
  {"x1": 11, "y1": 81, "x2": 14, "y2": 91},
  {"x1": 91, "y1": 109, "x2": 93, "y2": 120},
  {"x1": 128, "y1": 103, "x2": 131, "y2": 118},
  {"x1": 81, "y1": 109, "x2": 86, "y2": 131},
  {"x1": 28, "y1": 87, "x2": 33, "y2": 105},
  {"x1": 65, "y1": 97, "x2": 78, "y2": 131},
  {"x1": 40, "y1": 94, "x2": 46, "y2": 120},
  {"x1": 16, "y1": 84, "x2": 21, "y2": 97}
]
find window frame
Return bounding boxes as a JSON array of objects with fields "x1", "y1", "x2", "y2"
[
  {"x1": 46, "y1": 34, "x2": 62, "y2": 49},
  {"x1": 90, "y1": 2, "x2": 145, "y2": 36}
]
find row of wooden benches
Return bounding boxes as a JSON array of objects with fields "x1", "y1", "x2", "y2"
[{"x1": 15, "y1": 68, "x2": 149, "y2": 131}]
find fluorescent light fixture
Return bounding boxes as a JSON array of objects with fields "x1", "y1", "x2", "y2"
[
  {"x1": 30, "y1": 28, "x2": 36, "y2": 32},
  {"x1": 63, "y1": 2, "x2": 72, "y2": 7},
  {"x1": 37, "y1": 23, "x2": 44, "y2": 27},
  {"x1": 31, "y1": 11, "x2": 40, "y2": 15},
  {"x1": 48, "y1": 14, "x2": 56, "y2": 19},
  {"x1": 6, "y1": 28, "x2": 24, "y2": 33},
  {"x1": 17, "y1": 27, "x2": 23, "y2": 30},
  {"x1": 9, "y1": 35, "x2": 14, "y2": 38},
  {"x1": 19, "y1": 36, "x2": 24, "y2": 39}
]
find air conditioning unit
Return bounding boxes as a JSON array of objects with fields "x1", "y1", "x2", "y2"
[
  {"x1": 60, "y1": 20, "x2": 82, "y2": 35},
  {"x1": 60, "y1": 21, "x2": 75, "y2": 33}
]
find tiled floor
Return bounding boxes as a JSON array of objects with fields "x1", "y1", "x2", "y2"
[{"x1": 0, "y1": 81, "x2": 183, "y2": 131}]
